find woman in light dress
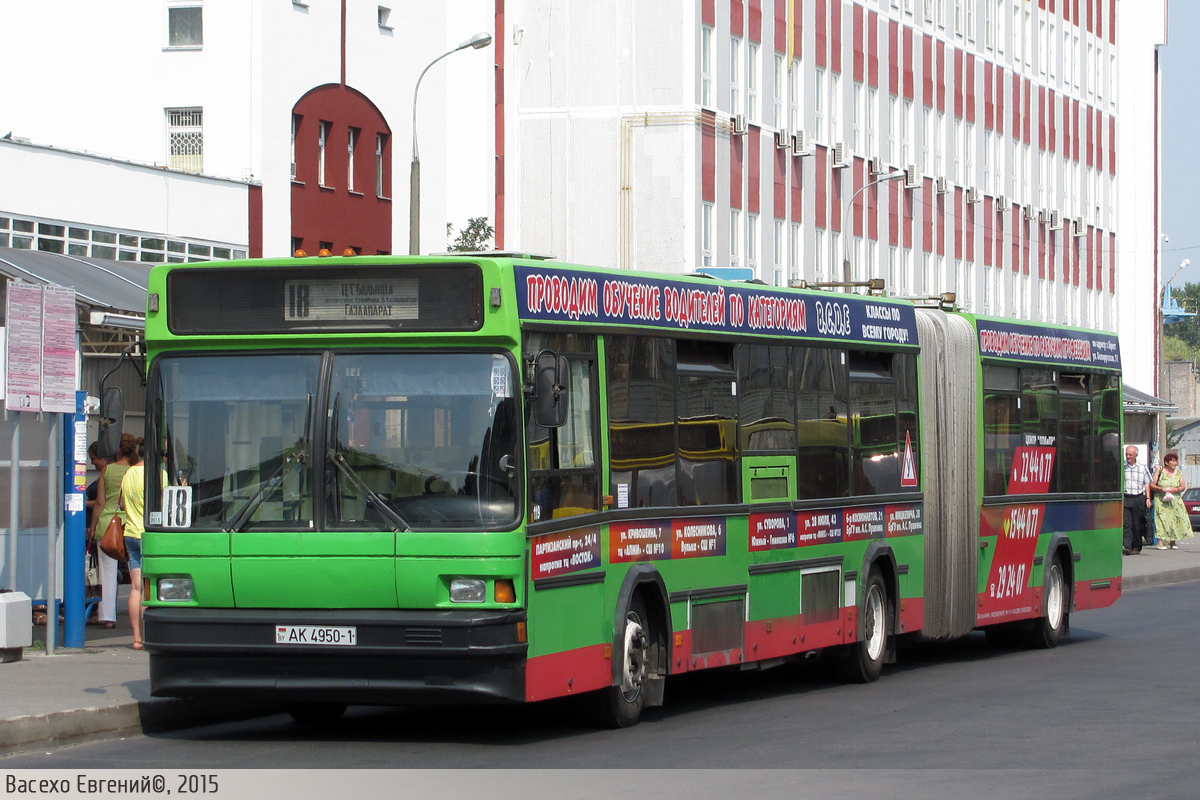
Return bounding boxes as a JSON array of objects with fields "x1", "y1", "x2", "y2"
[{"x1": 1149, "y1": 452, "x2": 1193, "y2": 550}]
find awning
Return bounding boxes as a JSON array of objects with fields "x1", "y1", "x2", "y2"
[
  {"x1": 1123, "y1": 383, "x2": 1177, "y2": 415},
  {"x1": 0, "y1": 246, "x2": 150, "y2": 355},
  {"x1": 0, "y1": 245, "x2": 149, "y2": 314}
]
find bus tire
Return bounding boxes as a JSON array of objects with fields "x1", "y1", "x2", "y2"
[
  {"x1": 592, "y1": 594, "x2": 651, "y2": 728},
  {"x1": 837, "y1": 568, "x2": 889, "y2": 684},
  {"x1": 1024, "y1": 555, "x2": 1069, "y2": 649},
  {"x1": 286, "y1": 701, "x2": 347, "y2": 725}
]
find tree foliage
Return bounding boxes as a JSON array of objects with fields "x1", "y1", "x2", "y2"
[{"x1": 446, "y1": 217, "x2": 495, "y2": 252}]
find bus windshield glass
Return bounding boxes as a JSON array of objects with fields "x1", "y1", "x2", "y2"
[
  {"x1": 147, "y1": 351, "x2": 519, "y2": 532},
  {"x1": 327, "y1": 352, "x2": 518, "y2": 530},
  {"x1": 149, "y1": 354, "x2": 321, "y2": 531}
]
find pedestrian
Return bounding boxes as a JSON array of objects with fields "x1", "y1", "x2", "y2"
[
  {"x1": 84, "y1": 443, "x2": 108, "y2": 620},
  {"x1": 1149, "y1": 452, "x2": 1192, "y2": 550},
  {"x1": 90, "y1": 434, "x2": 139, "y2": 628},
  {"x1": 119, "y1": 437, "x2": 147, "y2": 650},
  {"x1": 1122, "y1": 445, "x2": 1152, "y2": 555}
]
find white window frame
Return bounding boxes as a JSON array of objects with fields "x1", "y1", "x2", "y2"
[
  {"x1": 748, "y1": 41, "x2": 760, "y2": 122},
  {"x1": 731, "y1": 36, "x2": 742, "y2": 114},
  {"x1": 702, "y1": 202, "x2": 714, "y2": 266},
  {"x1": 166, "y1": 107, "x2": 204, "y2": 173},
  {"x1": 165, "y1": 2, "x2": 203, "y2": 50},
  {"x1": 748, "y1": 212, "x2": 759, "y2": 265},
  {"x1": 774, "y1": 53, "x2": 785, "y2": 126},
  {"x1": 347, "y1": 127, "x2": 358, "y2": 192},
  {"x1": 318, "y1": 120, "x2": 330, "y2": 186},
  {"x1": 730, "y1": 208, "x2": 742, "y2": 266},
  {"x1": 701, "y1": 26, "x2": 714, "y2": 108}
]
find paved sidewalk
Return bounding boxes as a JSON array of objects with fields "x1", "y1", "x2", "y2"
[{"x1": 1, "y1": 544, "x2": 1197, "y2": 755}]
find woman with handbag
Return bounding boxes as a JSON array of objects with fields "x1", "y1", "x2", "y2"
[
  {"x1": 120, "y1": 437, "x2": 147, "y2": 650},
  {"x1": 1149, "y1": 452, "x2": 1193, "y2": 550},
  {"x1": 90, "y1": 433, "x2": 139, "y2": 629}
]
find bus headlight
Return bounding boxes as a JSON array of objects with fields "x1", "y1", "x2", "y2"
[
  {"x1": 157, "y1": 577, "x2": 194, "y2": 602},
  {"x1": 449, "y1": 578, "x2": 486, "y2": 603}
]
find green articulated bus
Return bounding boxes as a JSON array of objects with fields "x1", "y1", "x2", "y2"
[{"x1": 136, "y1": 253, "x2": 1123, "y2": 726}]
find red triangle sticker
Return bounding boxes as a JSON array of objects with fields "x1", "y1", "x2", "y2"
[{"x1": 901, "y1": 430, "x2": 918, "y2": 487}]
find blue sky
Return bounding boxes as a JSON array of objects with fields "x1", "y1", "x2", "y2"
[{"x1": 1162, "y1": 2, "x2": 1200, "y2": 287}]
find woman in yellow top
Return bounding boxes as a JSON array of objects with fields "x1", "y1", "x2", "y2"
[
  {"x1": 119, "y1": 438, "x2": 147, "y2": 650},
  {"x1": 90, "y1": 433, "x2": 139, "y2": 629}
]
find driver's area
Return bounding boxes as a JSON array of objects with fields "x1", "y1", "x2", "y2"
[{"x1": 327, "y1": 351, "x2": 519, "y2": 530}]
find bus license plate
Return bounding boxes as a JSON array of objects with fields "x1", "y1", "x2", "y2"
[{"x1": 275, "y1": 625, "x2": 357, "y2": 646}]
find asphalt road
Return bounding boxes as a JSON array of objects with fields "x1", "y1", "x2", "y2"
[{"x1": 4, "y1": 582, "x2": 1198, "y2": 798}]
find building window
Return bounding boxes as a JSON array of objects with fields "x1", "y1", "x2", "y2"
[
  {"x1": 347, "y1": 127, "x2": 360, "y2": 192},
  {"x1": 166, "y1": 108, "x2": 204, "y2": 172},
  {"x1": 866, "y1": 87, "x2": 877, "y2": 156},
  {"x1": 378, "y1": 6, "x2": 394, "y2": 32},
  {"x1": 376, "y1": 133, "x2": 388, "y2": 197},
  {"x1": 965, "y1": 0, "x2": 975, "y2": 41},
  {"x1": 748, "y1": 212, "x2": 759, "y2": 265},
  {"x1": 291, "y1": 114, "x2": 301, "y2": 180},
  {"x1": 701, "y1": 26, "x2": 714, "y2": 107},
  {"x1": 731, "y1": 37, "x2": 742, "y2": 113},
  {"x1": 730, "y1": 209, "x2": 741, "y2": 266},
  {"x1": 748, "y1": 42, "x2": 760, "y2": 122},
  {"x1": 166, "y1": 4, "x2": 203, "y2": 48},
  {"x1": 852, "y1": 82, "x2": 863, "y2": 151},
  {"x1": 774, "y1": 219, "x2": 784, "y2": 268},
  {"x1": 774, "y1": 54, "x2": 784, "y2": 126},
  {"x1": 702, "y1": 202, "x2": 714, "y2": 266},
  {"x1": 318, "y1": 121, "x2": 331, "y2": 186},
  {"x1": 814, "y1": 68, "x2": 826, "y2": 143}
]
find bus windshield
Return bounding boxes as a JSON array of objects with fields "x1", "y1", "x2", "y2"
[
  {"x1": 327, "y1": 352, "x2": 518, "y2": 530},
  {"x1": 147, "y1": 351, "x2": 519, "y2": 531}
]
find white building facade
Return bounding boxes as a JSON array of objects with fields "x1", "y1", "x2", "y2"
[
  {"x1": 0, "y1": 1, "x2": 496, "y2": 259},
  {"x1": 501, "y1": 0, "x2": 1160, "y2": 361}
]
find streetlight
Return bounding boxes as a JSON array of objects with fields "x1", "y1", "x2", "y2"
[
  {"x1": 409, "y1": 31, "x2": 493, "y2": 255},
  {"x1": 837, "y1": 168, "x2": 906, "y2": 289}
]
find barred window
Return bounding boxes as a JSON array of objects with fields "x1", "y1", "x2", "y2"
[{"x1": 167, "y1": 108, "x2": 204, "y2": 172}]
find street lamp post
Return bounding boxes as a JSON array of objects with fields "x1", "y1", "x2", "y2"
[
  {"x1": 409, "y1": 31, "x2": 493, "y2": 255},
  {"x1": 1158, "y1": 257, "x2": 1190, "y2": 460},
  {"x1": 837, "y1": 169, "x2": 906, "y2": 289}
]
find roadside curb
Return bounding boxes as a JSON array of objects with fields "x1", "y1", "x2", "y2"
[
  {"x1": 0, "y1": 699, "x2": 280, "y2": 756},
  {"x1": 1123, "y1": 565, "x2": 1200, "y2": 591}
]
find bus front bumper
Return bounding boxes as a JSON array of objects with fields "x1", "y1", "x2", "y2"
[{"x1": 144, "y1": 606, "x2": 528, "y2": 705}]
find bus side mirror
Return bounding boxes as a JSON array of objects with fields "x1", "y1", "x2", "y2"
[
  {"x1": 532, "y1": 351, "x2": 570, "y2": 428},
  {"x1": 98, "y1": 387, "x2": 124, "y2": 460}
]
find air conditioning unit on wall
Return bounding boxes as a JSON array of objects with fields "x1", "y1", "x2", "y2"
[
  {"x1": 936, "y1": 176, "x2": 949, "y2": 194},
  {"x1": 732, "y1": 114, "x2": 748, "y2": 135},
  {"x1": 792, "y1": 130, "x2": 812, "y2": 156},
  {"x1": 775, "y1": 128, "x2": 791, "y2": 149},
  {"x1": 832, "y1": 142, "x2": 850, "y2": 168}
]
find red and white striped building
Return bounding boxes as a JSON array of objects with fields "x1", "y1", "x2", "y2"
[{"x1": 498, "y1": 0, "x2": 1165, "y2": 390}]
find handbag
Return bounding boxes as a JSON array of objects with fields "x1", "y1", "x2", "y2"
[
  {"x1": 99, "y1": 515, "x2": 127, "y2": 561},
  {"x1": 85, "y1": 546, "x2": 99, "y2": 587}
]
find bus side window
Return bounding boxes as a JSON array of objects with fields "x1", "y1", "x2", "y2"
[
  {"x1": 983, "y1": 365, "x2": 1020, "y2": 496},
  {"x1": 795, "y1": 347, "x2": 850, "y2": 500},
  {"x1": 525, "y1": 333, "x2": 599, "y2": 522}
]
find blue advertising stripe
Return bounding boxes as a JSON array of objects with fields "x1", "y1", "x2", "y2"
[
  {"x1": 976, "y1": 317, "x2": 1121, "y2": 369},
  {"x1": 514, "y1": 265, "x2": 919, "y2": 348}
]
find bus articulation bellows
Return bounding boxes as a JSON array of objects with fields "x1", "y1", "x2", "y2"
[{"x1": 131, "y1": 254, "x2": 1122, "y2": 726}]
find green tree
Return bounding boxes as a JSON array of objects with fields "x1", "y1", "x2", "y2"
[{"x1": 446, "y1": 217, "x2": 495, "y2": 252}]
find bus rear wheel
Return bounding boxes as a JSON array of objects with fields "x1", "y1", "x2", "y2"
[
  {"x1": 592, "y1": 595, "x2": 651, "y2": 728},
  {"x1": 1024, "y1": 556, "x2": 1069, "y2": 649},
  {"x1": 837, "y1": 569, "x2": 889, "y2": 683}
]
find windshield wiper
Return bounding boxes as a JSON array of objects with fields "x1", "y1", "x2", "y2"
[
  {"x1": 326, "y1": 450, "x2": 411, "y2": 532},
  {"x1": 224, "y1": 449, "x2": 307, "y2": 533},
  {"x1": 225, "y1": 393, "x2": 313, "y2": 533}
]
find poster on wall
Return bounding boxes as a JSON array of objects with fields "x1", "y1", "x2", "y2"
[
  {"x1": 5, "y1": 282, "x2": 44, "y2": 412},
  {"x1": 40, "y1": 285, "x2": 77, "y2": 414}
]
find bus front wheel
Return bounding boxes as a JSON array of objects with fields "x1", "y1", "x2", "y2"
[
  {"x1": 592, "y1": 595, "x2": 651, "y2": 728},
  {"x1": 837, "y1": 568, "x2": 889, "y2": 683},
  {"x1": 1024, "y1": 555, "x2": 1069, "y2": 649}
]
